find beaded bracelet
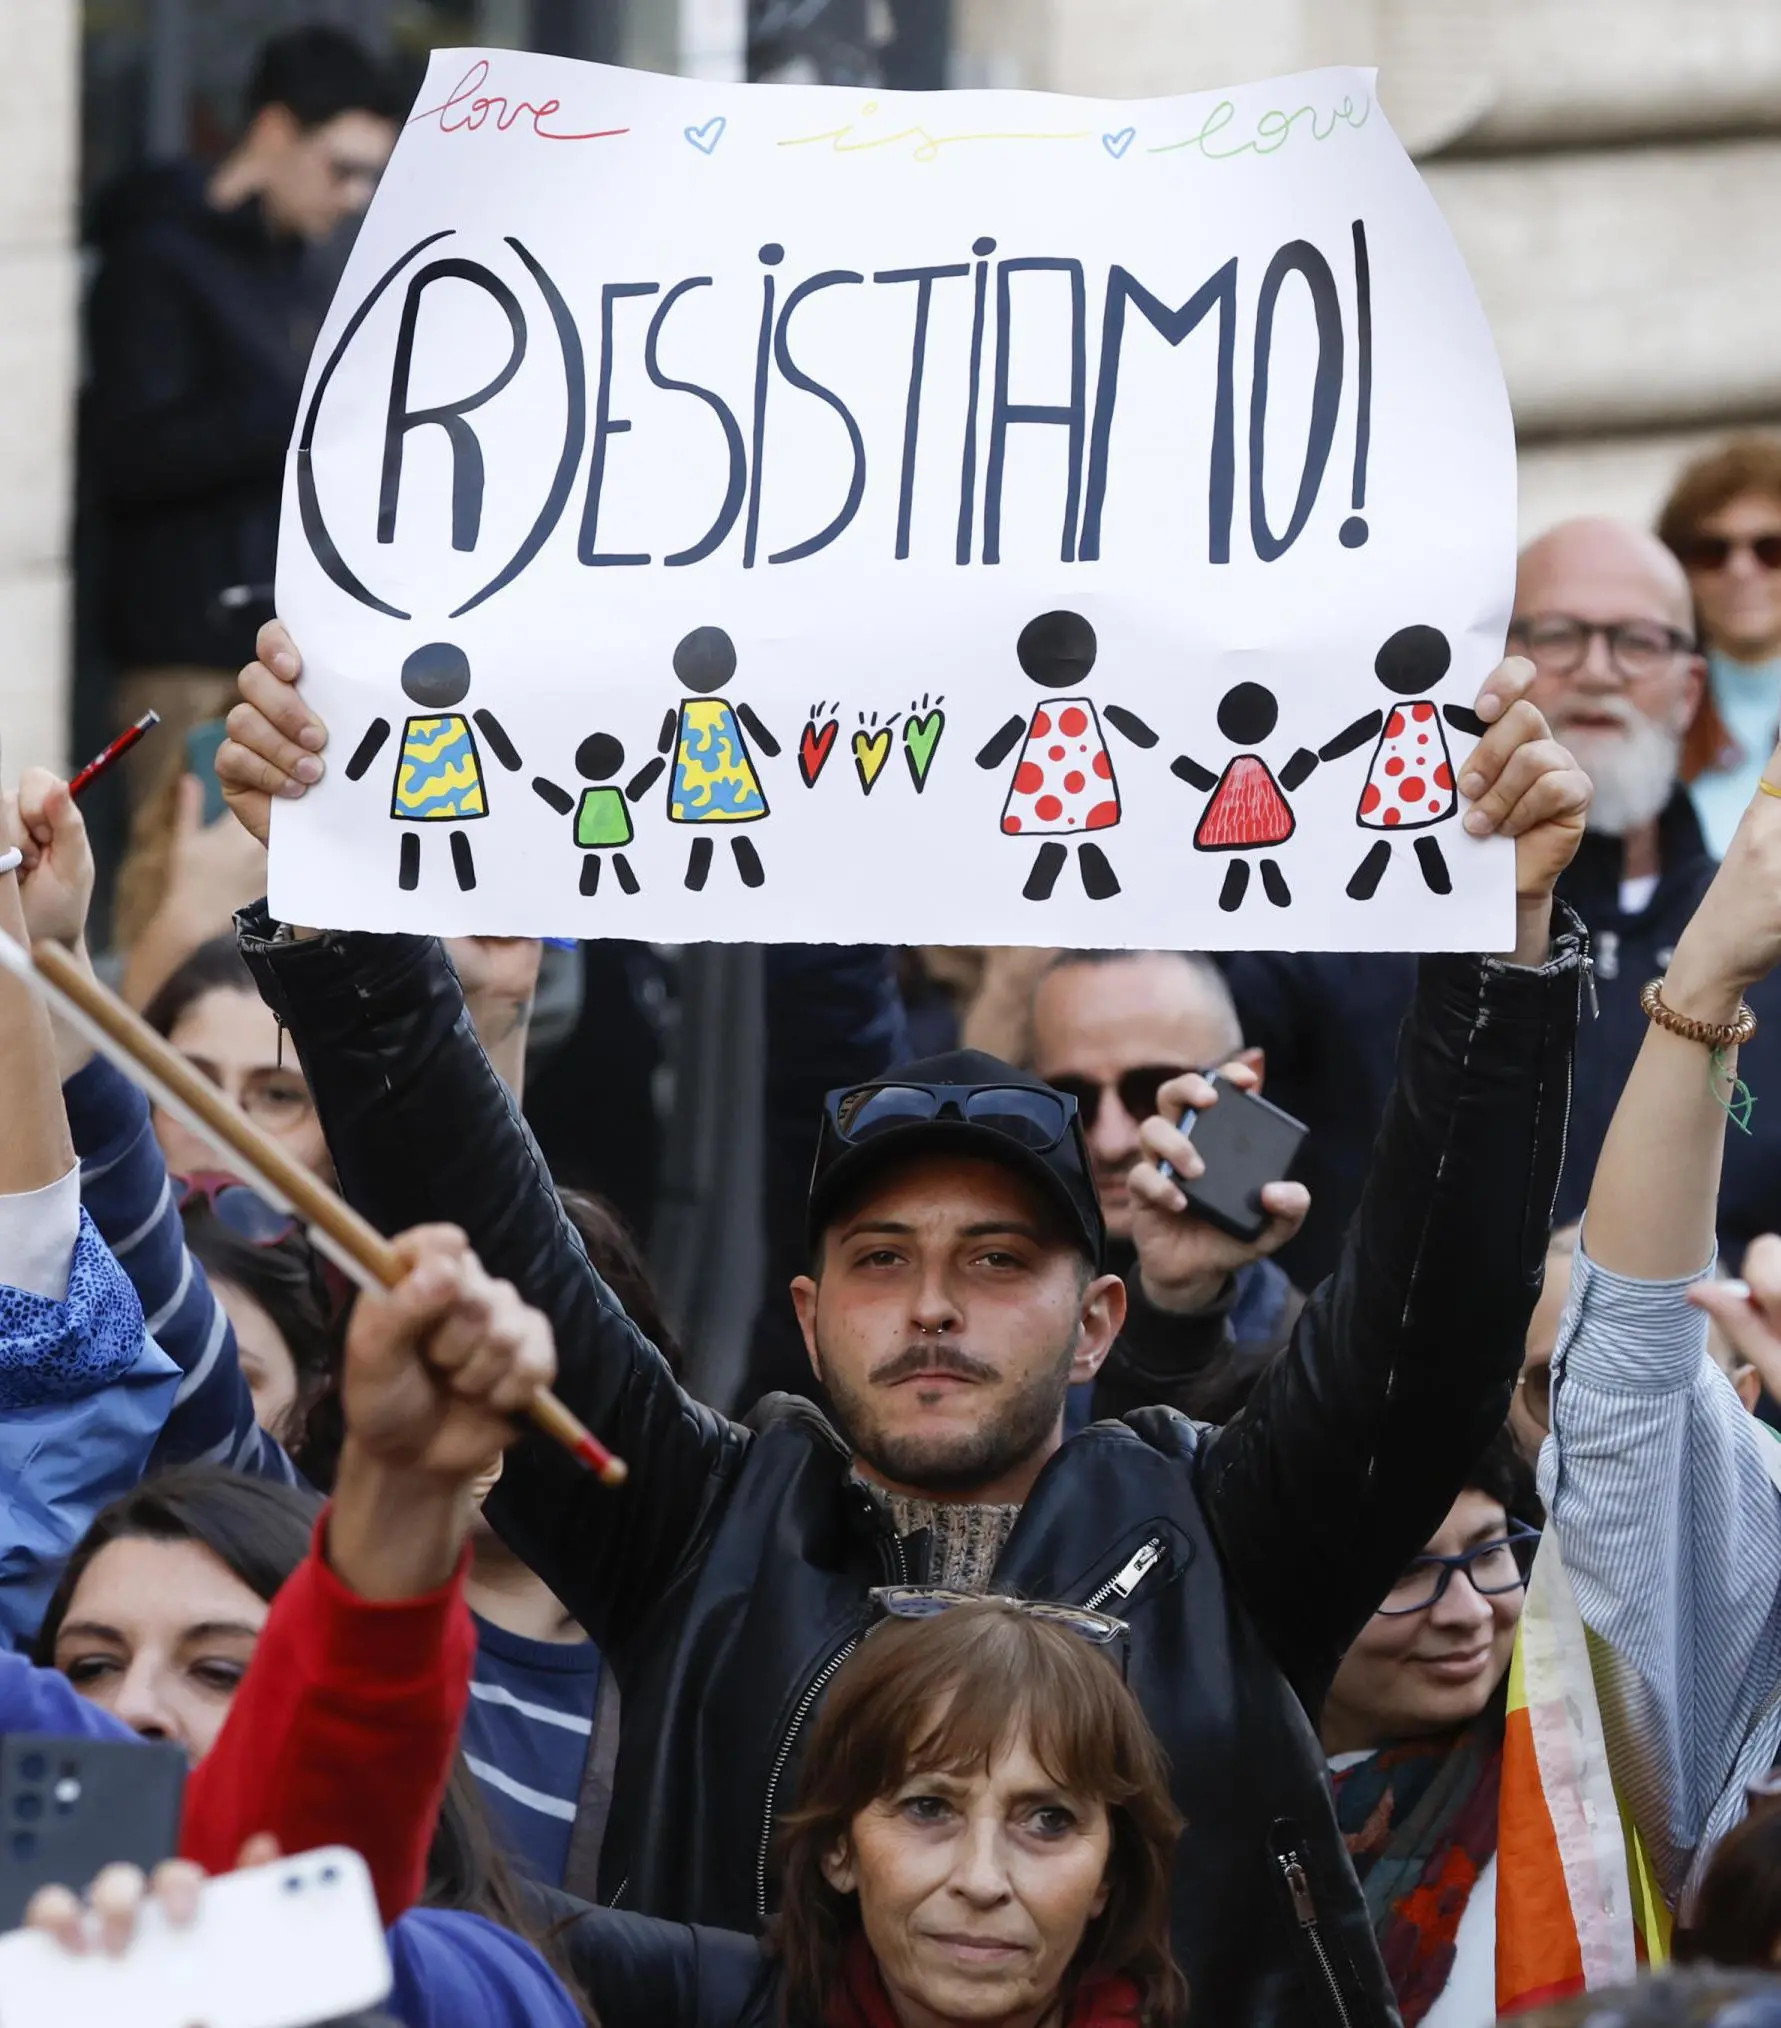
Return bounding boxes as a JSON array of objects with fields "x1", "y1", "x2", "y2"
[{"x1": 1639, "y1": 977, "x2": 1759, "y2": 1049}]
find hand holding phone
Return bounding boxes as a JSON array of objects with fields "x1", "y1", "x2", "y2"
[
  {"x1": 1159, "y1": 1072, "x2": 1308, "y2": 1244},
  {"x1": 1126, "y1": 1066, "x2": 1311, "y2": 1311},
  {"x1": 0, "y1": 1845, "x2": 391, "y2": 2028},
  {"x1": 0, "y1": 1734, "x2": 185, "y2": 1931}
]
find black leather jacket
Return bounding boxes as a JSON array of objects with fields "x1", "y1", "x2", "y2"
[{"x1": 239, "y1": 905, "x2": 1586, "y2": 2028}]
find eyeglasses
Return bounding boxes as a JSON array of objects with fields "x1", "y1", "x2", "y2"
[
  {"x1": 1508, "y1": 615, "x2": 1696, "y2": 682},
  {"x1": 1375, "y1": 1521, "x2": 1541, "y2": 1616},
  {"x1": 176, "y1": 1171, "x2": 300, "y2": 1248},
  {"x1": 1047, "y1": 1066, "x2": 1189, "y2": 1134},
  {"x1": 870, "y1": 1586, "x2": 1129, "y2": 1659},
  {"x1": 828, "y1": 1081, "x2": 1079, "y2": 1153},
  {"x1": 1675, "y1": 532, "x2": 1781, "y2": 573}
]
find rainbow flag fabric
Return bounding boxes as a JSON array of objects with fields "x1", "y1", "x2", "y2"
[{"x1": 1496, "y1": 1534, "x2": 1670, "y2": 2014}]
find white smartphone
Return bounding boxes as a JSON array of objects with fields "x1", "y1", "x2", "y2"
[{"x1": 0, "y1": 1845, "x2": 391, "y2": 2028}]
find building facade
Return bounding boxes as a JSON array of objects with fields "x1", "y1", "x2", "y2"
[{"x1": 2, "y1": 0, "x2": 1778, "y2": 772}]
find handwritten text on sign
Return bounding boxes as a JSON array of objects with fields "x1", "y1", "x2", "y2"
[{"x1": 271, "y1": 55, "x2": 1516, "y2": 949}]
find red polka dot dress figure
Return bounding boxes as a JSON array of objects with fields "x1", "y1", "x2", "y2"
[
  {"x1": 1172, "y1": 682, "x2": 1299, "y2": 913},
  {"x1": 1358, "y1": 702, "x2": 1456, "y2": 833},
  {"x1": 1287, "y1": 624, "x2": 1486, "y2": 902},
  {"x1": 974, "y1": 612, "x2": 1158, "y2": 902}
]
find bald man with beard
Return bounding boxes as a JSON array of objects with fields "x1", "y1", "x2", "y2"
[{"x1": 1229, "y1": 515, "x2": 1781, "y2": 1285}]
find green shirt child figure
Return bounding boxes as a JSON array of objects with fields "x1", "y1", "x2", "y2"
[{"x1": 531, "y1": 732, "x2": 665, "y2": 896}]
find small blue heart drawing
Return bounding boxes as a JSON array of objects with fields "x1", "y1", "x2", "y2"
[
  {"x1": 1102, "y1": 126, "x2": 1136, "y2": 159},
  {"x1": 685, "y1": 116, "x2": 727, "y2": 154}
]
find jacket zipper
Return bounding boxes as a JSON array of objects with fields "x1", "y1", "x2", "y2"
[
  {"x1": 1082, "y1": 1535, "x2": 1164, "y2": 1612},
  {"x1": 1277, "y1": 1849, "x2": 1352, "y2": 2028},
  {"x1": 756, "y1": 1636, "x2": 860, "y2": 1920}
]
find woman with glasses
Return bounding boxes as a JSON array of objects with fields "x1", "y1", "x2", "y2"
[
  {"x1": 1320, "y1": 1430, "x2": 1541, "y2": 2028},
  {"x1": 1659, "y1": 436, "x2": 1781, "y2": 855},
  {"x1": 141, "y1": 931, "x2": 330, "y2": 1180},
  {"x1": 539, "y1": 1594, "x2": 1187, "y2": 2028}
]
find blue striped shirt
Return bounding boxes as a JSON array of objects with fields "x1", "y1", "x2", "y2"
[
  {"x1": 1543, "y1": 1238, "x2": 1781, "y2": 1912},
  {"x1": 461, "y1": 1618, "x2": 600, "y2": 1886},
  {"x1": 66, "y1": 1056, "x2": 299, "y2": 1486}
]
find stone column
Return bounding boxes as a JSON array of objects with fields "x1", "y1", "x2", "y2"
[{"x1": 0, "y1": 0, "x2": 79, "y2": 779}]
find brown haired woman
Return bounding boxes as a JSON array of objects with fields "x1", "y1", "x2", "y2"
[{"x1": 538, "y1": 1596, "x2": 1188, "y2": 2028}]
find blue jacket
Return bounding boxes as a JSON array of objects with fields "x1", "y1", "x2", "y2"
[{"x1": 0, "y1": 1212, "x2": 177, "y2": 1650}]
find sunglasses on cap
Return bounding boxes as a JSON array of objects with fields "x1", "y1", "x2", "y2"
[
  {"x1": 176, "y1": 1171, "x2": 301, "y2": 1248},
  {"x1": 1676, "y1": 531, "x2": 1781, "y2": 572},
  {"x1": 1045, "y1": 1065, "x2": 1190, "y2": 1133},
  {"x1": 827, "y1": 1080, "x2": 1081, "y2": 1152}
]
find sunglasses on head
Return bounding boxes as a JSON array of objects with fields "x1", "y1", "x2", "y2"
[
  {"x1": 176, "y1": 1171, "x2": 301, "y2": 1248},
  {"x1": 1676, "y1": 532, "x2": 1781, "y2": 572},
  {"x1": 1046, "y1": 1066, "x2": 1190, "y2": 1133},
  {"x1": 870, "y1": 1586, "x2": 1129, "y2": 1664},
  {"x1": 827, "y1": 1081, "x2": 1080, "y2": 1153}
]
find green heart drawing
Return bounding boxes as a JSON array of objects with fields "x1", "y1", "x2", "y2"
[{"x1": 902, "y1": 708, "x2": 946, "y2": 791}]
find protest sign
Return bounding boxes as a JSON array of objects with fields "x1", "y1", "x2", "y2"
[{"x1": 270, "y1": 51, "x2": 1517, "y2": 948}]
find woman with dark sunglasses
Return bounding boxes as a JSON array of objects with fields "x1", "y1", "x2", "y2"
[
  {"x1": 1659, "y1": 436, "x2": 1781, "y2": 856},
  {"x1": 1319, "y1": 1429, "x2": 1542, "y2": 2028},
  {"x1": 539, "y1": 1596, "x2": 1186, "y2": 2027}
]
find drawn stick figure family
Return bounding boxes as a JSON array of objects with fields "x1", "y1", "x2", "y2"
[
  {"x1": 345, "y1": 624, "x2": 779, "y2": 896},
  {"x1": 343, "y1": 613, "x2": 1475, "y2": 912}
]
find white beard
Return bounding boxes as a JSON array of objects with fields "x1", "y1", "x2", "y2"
[{"x1": 1558, "y1": 706, "x2": 1683, "y2": 838}]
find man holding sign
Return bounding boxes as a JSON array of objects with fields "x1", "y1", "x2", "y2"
[
  {"x1": 219, "y1": 615, "x2": 1589, "y2": 2028},
  {"x1": 212, "y1": 47, "x2": 1590, "y2": 2027}
]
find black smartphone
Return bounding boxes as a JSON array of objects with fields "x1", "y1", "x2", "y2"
[
  {"x1": 184, "y1": 719, "x2": 231, "y2": 825},
  {"x1": 1168, "y1": 1075, "x2": 1307, "y2": 1243},
  {"x1": 0, "y1": 1734, "x2": 186, "y2": 1929}
]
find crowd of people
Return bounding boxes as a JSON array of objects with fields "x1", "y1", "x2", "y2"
[{"x1": 10, "y1": 18, "x2": 1781, "y2": 2028}]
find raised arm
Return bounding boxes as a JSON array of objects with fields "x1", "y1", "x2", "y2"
[
  {"x1": 1190, "y1": 660, "x2": 1591, "y2": 1703},
  {"x1": 1543, "y1": 751, "x2": 1781, "y2": 1906},
  {"x1": 217, "y1": 627, "x2": 741, "y2": 1659},
  {"x1": 183, "y1": 1228, "x2": 550, "y2": 1921},
  {"x1": 0, "y1": 773, "x2": 179, "y2": 1646},
  {"x1": 9, "y1": 765, "x2": 298, "y2": 1487}
]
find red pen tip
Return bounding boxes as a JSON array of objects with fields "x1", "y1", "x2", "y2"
[{"x1": 574, "y1": 1434, "x2": 628, "y2": 1485}]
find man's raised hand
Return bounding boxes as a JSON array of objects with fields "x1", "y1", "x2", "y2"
[
  {"x1": 1455, "y1": 654, "x2": 1592, "y2": 963},
  {"x1": 217, "y1": 619, "x2": 329, "y2": 846}
]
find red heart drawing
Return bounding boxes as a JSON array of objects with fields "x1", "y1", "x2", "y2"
[{"x1": 799, "y1": 717, "x2": 839, "y2": 787}]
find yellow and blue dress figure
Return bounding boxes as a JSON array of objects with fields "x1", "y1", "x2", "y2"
[
  {"x1": 659, "y1": 626, "x2": 779, "y2": 891},
  {"x1": 342, "y1": 641, "x2": 522, "y2": 893},
  {"x1": 393, "y1": 714, "x2": 487, "y2": 821}
]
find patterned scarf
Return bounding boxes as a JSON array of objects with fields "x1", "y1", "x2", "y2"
[{"x1": 1329, "y1": 1703, "x2": 1505, "y2": 2027}]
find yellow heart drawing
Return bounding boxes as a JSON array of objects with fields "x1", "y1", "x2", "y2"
[{"x1": 852, "y1": 726, "x2": 893, "y2": 794}]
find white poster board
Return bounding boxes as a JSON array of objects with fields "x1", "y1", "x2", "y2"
[{"x1": 270, "y1": 53, "x2": 1516, "y2": 948}]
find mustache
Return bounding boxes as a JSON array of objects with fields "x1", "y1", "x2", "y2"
[
  {"x1": 1553, "y1": 694, "x2": 1637, "y2": 732},
  {"x1": 868, "y1": 1342, "x2": 1002, "y2": 1386}
]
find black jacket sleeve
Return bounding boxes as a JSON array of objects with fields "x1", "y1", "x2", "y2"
[
  {"x1": 1091, "y1": 1271, "x2": 1238, "y2": 1421},
  {"x1": 1198, "y1": 907, "x2": 1587, "y2": 1708},
  {"x1": 235, "y1": 905, "x2": 745, "y2": 1658},
  {"x1": 1092, "y1": 1268, "x2": 1299, "y2": 1425},
  {"x1": 529, "y1": 1894, "x2": 778, "y2": 2028}
]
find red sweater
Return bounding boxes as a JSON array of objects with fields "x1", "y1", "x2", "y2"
[{"x1": 178, "y1": 1513, "x2": 475, "y2": 1924}]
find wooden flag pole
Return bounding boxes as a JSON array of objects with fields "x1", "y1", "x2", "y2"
[{"x1": 0, "y1": 927, "x2": 626, "y2": 1486}]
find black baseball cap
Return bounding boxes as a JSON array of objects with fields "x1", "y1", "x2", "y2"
[{"x1": 807, "y1": 1048, "x2": 1107, "y2": 1271}]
